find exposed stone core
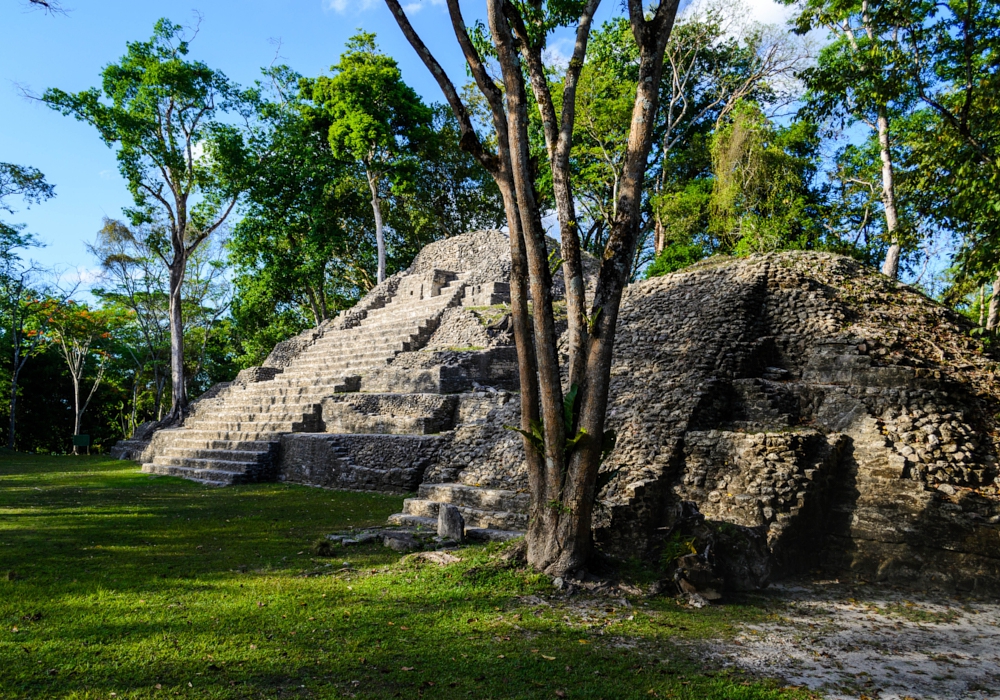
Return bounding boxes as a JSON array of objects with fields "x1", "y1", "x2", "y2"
[{"x1": 116, "y1": 230, "x2": 1000, "y2": 592}]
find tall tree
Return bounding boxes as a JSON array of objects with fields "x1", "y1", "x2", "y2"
[
  {"x1": 896, "y1": 0, "x2": 1000, "y2": 326},
  {"x1": 305, "y1": 32, "x2": 433, "y2": 285},
  {"x1": 0, "y1": 162, "x2": 54, "y2": 450},
  {"x1": 47, "y1": 301, "x2": 113, "y2": 453},
  {"x1": 42, "y1": 18, "x2": 252, "y2": 422},
  {"x1": 89, "y1": 218, "x2": 171, "y2": 421},
  {"x1": 386, "y1": 0, "x2": 680, "y2": 574},
  {"x1": 651, "y1": 2, "x2": 810, "y2": 255},
  {"x1": 790, "y1": 0, "x2": 914, "y2": 278},
  {"x1": 557, "y1": 4, "x2": 809, "y2": 272}
]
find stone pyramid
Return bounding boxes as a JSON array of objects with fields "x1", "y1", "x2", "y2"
[{"x1": 117, "y1": 231, "x2": 1000, "y2": 591}]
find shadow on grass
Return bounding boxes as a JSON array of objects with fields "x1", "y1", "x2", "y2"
[{"x1": 0, "y1": 454, "x2": 813, "y2": 700}]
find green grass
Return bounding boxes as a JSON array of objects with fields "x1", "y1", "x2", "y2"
[{"x1": 0, "y1": 454, "x2": 816, "y2": 699}]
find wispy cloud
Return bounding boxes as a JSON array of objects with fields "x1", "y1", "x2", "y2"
[
  {"x1": 325, "y1": 0, "x2": 377, "y2": 13},
  {"x1": 401, "y1": 0, "x2": 444, "y2": 13},
  {"x1": 543, "y1": 38, "x2": 573, "y2": 70}
]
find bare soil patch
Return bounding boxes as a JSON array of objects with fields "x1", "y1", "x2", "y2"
[{"x1": 711, "y1": 581, "x2": 1000, "y2": 699}]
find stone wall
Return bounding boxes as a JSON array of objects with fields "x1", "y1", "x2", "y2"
[
  {"x1": 423, "y1": 307, "x2": 501, "y2": 351},
  {"x1": 415, "y1": 251, "x2": 1000, "y2": 592},
  {"x1": 408, "y1": 230, "x2": 512, "y2": 288},
  {"x1": 362, "y1": 347, "x2": 519, "y2": 394},
  {"x1": 279, "y1": 433, "x2": 445, "y2": 492},
  {"x1": 321, "y1": 394, "x2": 458, "y2": 435}
]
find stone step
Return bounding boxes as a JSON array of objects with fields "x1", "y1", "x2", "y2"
[
  {"x1": 152, "y1": 455, "x2": 262, "y2": 470},
  {"x1": 162, "y1": 447, "x2": 270, "y2": 462},
  {"x1": 296, "y1": 342, "x2": 409, "y2": 358},
  {"x1": 167, "y1": 429, "x2": 284, "y2": 442},
  {"x1": 170, "y1": 439, "x2": 276, "y2": 451},
  {"x1": 141, "y1": 462, "x2": 247, "y2": 486},
  {"x1": 196, "y1": 398, "x2": 318, "y2": 411},
  {"x1": 365, "y1": 301, "x2": 455, "y2": 320},
  {"x1": 375, "y1": 289, "x2": 463, "y2": 307},
  {"x1": 401, "y1": 498, "x2": 528, "y2": 530},
  {"x1": 236, "y1": 378, "x2": 359, "y2": 395},
  {"x1": 180, "y1": 420, "x2": 312, "y2": 433},
  {"x1": 302, "y1": 332, "x2": 421, "y2": 350},
  {"x1": 417, "y1": 482, "x2": 529, "y2": 512},
  {"x1": 192, "y1": 409, "x2": 316, "y2": 424},
  {"x1": 285, "y1": 356, "x2": 396, "y2": 373},
  {"x1": 231, "y1": 382, "x2": 352, "y2": 396},
  {"x1": 343, "y1": 315, "x2": 440, "y2": 331},
  {"x1": 386, "y1": 513, "x2": 523, "y2": 542}
]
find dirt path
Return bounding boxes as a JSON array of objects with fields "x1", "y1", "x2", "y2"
[{"x1": 711, "y1": 581, "x2": 1000, "y2": 700}]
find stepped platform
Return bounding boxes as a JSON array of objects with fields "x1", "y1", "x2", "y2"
[
  {"x1": 129, "y1": 230, "x2": 528, "y2": 539},
  {"x1": 139, "y1": 267, "x2": 473, "y2": 485}
]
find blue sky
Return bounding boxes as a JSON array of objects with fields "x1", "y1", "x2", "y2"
[{"x1": 0, "y1": 0, "x2": 792, "y2": 286}]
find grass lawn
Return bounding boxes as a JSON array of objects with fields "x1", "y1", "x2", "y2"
[{"x1": 0, "y1": 453, "x2": 816, "y2": 699}]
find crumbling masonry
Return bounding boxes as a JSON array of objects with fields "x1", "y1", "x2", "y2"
[{"x1": 116, "y1": 230, "x2": 1000, "y2": 592}]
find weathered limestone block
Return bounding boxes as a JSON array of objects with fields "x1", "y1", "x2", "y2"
[
  {"x1": 438, "y1": 504, "x2": 465, "y2": 541},
  {"x1": 278, "y1": 434, "x2": 445, "y2": 492}
]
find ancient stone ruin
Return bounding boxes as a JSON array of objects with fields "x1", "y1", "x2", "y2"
[{"x1": 116, "y1": 229, "x2": 1000, "y2": 592}]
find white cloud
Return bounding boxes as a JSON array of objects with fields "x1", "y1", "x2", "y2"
[
  {"x1": 325, "y1": 0, "x2": 377, "y2": 13},
  {"x1": 543, "y1": 38, "x2": 574, "y2": 70},
  {"x1": 740, "y1": 0, "x2": 795, "y2": 26},
  {"x1": 98, "y1": 169, "x2": 114, "y2": 180},
  {"x1": 680, "y1": 0, "x2": 795, "y2": 31},
  {"x1": 400, "y1": 0, "x2": 444, "y2": 13}
]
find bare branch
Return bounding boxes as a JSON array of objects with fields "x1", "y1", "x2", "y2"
[{"x1": 25, "y1": 0, "x2": 66, "y2": 15}]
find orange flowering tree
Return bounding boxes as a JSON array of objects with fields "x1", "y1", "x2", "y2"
[{"x1": 45, "y1": 301, "x2": 118, "y2": 454}]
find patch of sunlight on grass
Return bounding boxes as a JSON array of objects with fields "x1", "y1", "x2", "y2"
[{"x1": 0, "y1": 452, "x2": 816, "y2": 700}]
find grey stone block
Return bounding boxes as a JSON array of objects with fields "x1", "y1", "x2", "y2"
[{"x1": 437, "y1": 504, "x2": 465, "y2": 542}]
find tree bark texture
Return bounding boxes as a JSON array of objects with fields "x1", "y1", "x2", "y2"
[
  {"x1": 385, "y1": 0, "x2": 679, "y2": 576},
  {"x1": 167, "y1": 259, "x2": 187, "y2": 422},
  {"x1": 367, "y1": 167, "x2": 386, "y2": 285},
  {"x1": 877, "y1": 108, "x2": 902, "y2": 279},
  {"x1": 987, "y1": 273, "x2": 1000, "y2": 332}
]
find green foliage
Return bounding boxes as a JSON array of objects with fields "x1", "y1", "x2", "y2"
[
  {"x1": 231, "y1": 61, "x2": 501, "y2": 367},
  {"x1": 645, "y1": 243, "x2": 709, "y2": 278},
  {"x1": 661, "y1": 532, "x2": 698, "y2": 567},
  {"x1": 708, "y1": 101, "x2": 828, "y2": 255},
  {"x1": 504, "y1": 383, "x2": 588, "y2": 457},
  {"x1": 307, "y1": 32, "x2": 432, "y2": 172},
  {"x1": 42, "y1": 18, "x2": 253, "y2": 233},
  {"x1": 0, "y1": 163, "x2": 53, "y2": 272}
]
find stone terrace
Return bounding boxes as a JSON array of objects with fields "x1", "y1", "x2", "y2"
[
  {"x1": 120, "y1": 234, "x2": 1000, "y2": 589},
  {"x1": 123, "y1": 230, "x2": 531, "y2": 541}
]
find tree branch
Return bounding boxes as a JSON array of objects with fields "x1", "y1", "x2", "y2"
[{"x1": 383, "y1": 0, "x2": 500, "y2": 173}]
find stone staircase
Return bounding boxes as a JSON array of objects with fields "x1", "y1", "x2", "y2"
[
  {"x1": 389, "y1": 482, "x2": 528, "y2": 540},
  {"x1": 134, "y1": 229, "x2": 532, "y2": 542},
  {"x1": 140, "y1": 272, "x2": 469, "y2": 485}
]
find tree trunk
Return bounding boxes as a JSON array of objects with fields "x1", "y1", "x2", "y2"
[
  {"x1": 305, "y1": 286, "x2": 323, "y2": 327},
  {"x1": 987, "y1": 273, "x2": 1000, "y2": 332},
  {"x1": 154, "y1": 369, "x2": 165, "y2": 422},
  {"x1": 488, "y1": 0, "x2": 573, "y2": 573},
  {"x1": 166, "y1": 259, "x2": 187, "y2": 422},
  {"x1": 386, "y1": 0, "x2": 679, "y2": 577},
  {"x1": 7, "y1": 376, "x2": 17, "y2": 451},
  {"x1": 366, "y1": 168, "x2": 386, "y2": 285},
  {"x1": 980, "y1": 283, "x2": 986, "y2": 328},
  {"x1": 877, "y1": 108, "x2": 901, "y2": 279},
  {"x1": 72, "y1": 373, "x2": 81, "y2": 455},
  {"x1": 654, "y1": 216, "x2": 666, "y2": 256}
]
